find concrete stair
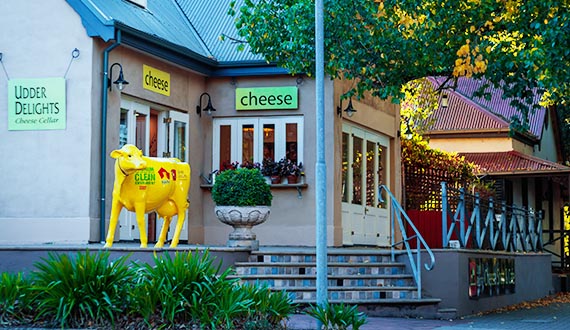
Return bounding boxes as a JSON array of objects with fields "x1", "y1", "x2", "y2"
[{"x1": 230, "y1": 248, "x2": 445, "y2": 317}]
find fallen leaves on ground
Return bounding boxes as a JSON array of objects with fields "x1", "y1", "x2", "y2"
[{"x1": 476, "y1": 292, "x2": 570, "y2": 316}]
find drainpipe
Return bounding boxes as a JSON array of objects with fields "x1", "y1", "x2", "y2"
[{"x1": 100, "y1": 30, "x2": 122, "y2": 242}]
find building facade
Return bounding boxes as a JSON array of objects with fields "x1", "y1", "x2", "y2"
[
  {"x1": 0, "y1": 0, "x2": 402, "y2": 247},
  {"x1": 426, "y1": 77, "x2": 570, "y2": 266}
]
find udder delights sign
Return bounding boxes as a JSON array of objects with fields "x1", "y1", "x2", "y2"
[{"x1": 8, "y1": 77, "x2": 66, "y2": 130}]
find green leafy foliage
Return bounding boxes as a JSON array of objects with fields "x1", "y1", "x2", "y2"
[
  {"x1": 241, "y1": 283, "x2": 297, "y2": 326},
  {"x1": 229, "y1": 0, "x2": 570, "y2": 128},
  {"x1": 29, "y1": 250, "x2": 135, "y2": 328},
  {"x1": 1, "y1": 250, "x2": 295, "y2": 329},
  {"x1": 0, "y1": 272, "x2": 32, "y2": 325},
  {"x1": 261, "y1": 158, "x2": 280, "y2": 176},
  {"x1": 305, "y1": 302, "x2": 367, "y2": 330},
  {"x1": 212, "y1": 168, "x2": 273, "y2": 206},
  {"x1": 130, "y1": 250, "x2": 238, "y2": 327}
]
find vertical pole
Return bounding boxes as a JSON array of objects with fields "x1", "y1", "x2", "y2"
[
  {"x1": 315, "y1": 0, "x2": 328, "y2": 312},
  {"x1": 441, "y1": 182, "x2": 448, "y2": 248},
  {"x1": 100, "y1": 30, "x2": 122, "y2": 242},
  {"x1": 475, "y1": 192, "x2": 481, "y2": 248},
  {"x1": 459, "y1": 188, "x2": 466, "y2": 246},
  {"x1": 417, "y1": 236, "x2": 422, "y2": 299},
  {"x1": 501, "y1": 202, "x2": 507, "y2": 249}
]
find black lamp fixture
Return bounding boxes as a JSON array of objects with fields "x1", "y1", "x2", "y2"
[
  {"x1": 108, "y1": 62, "x2": 129, "y2": 91},
  {"x1": 196, "y1": 92, "x2": 216, "y2": 117},
  {"x1": 441, "y1": 93, "x2": 449, "y2": 108},
  {"x1": 404, "y1": 118, "x2": 413, "y2": 140},
  {"x1": 336, "y1": 97, "x2": 357, "y2": 118}
]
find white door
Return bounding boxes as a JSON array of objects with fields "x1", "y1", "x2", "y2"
[
  {"x1": 118, "y1": 99, "x2": 190, "y2": 244},
  {"x1": 118, "y1": 100, "x2": 150, "y2": 241},
  {"x1": 156, "y1": 110, "x2": 190, "y2": 242},
  {"x1": 341, "y1": 125, "x2": 390, "y2": 246}
]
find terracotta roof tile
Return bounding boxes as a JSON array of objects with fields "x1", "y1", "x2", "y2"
[
  {"x1": 428, "y1": 77, "x2": 546, "y2": 139},
  {"x1": 461, "y1": 151, "x2": 570, "y2": 176},
  {"x1": 428, "y1": 89, "x2": 510, "y2": 132}
]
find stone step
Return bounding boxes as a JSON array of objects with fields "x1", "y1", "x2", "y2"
[
  {"x1": 297, "y1": 298, "x2": 442, "y2": 305},
  {"x1": 249, "y1": 252, "x2": 396, "y2": 263},
  {"x1": 284, "y1": 287, "x2": 420, "y2": 301},
  {"x1": 232, "y1": 274, "x2": 415, "y2": 287},
  {"x1": 233, "y1": 249, "x2": 444, "y2": 318},
  {"x1": 234, "y1": 262, "x2": 407, "y2": 276}
]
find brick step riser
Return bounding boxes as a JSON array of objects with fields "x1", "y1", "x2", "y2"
[
  {"x1": 237, "y1": 278, "x2": 415, "y2": 288},
  {"x1": 250, "y1": 255, "x2": 393, "y2": 263},
  {"x1": 286, "y1": 290, "x2": 419, "y2": 301},
  {"x1": 234, "y1": 266, "x2": 405, "y2": 276}
]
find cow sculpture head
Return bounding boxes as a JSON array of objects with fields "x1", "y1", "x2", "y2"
[{"x1": 110, "y1": 144, "x2": 148, "y2": 175}]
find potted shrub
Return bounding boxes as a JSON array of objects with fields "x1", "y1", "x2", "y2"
[
  {"x1": 278, "y1": 157, "x2": 304, "y2": 184},
  {"x1": 211, "y1": 168, "x2": 273, "y2": 250},
  {"x1": 261, "y1": 158, "x2": 281, "y2": 184}
]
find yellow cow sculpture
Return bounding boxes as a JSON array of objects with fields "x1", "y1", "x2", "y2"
[{"x1": 104, "y1": 144, "x2": 191, "y2": 248}]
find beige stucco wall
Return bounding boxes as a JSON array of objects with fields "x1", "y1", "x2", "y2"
[
  {"x1": 429, "y1": 136, "x2": 513, "y2": 153},
  {"x1": 333, "y1": 80, "x2": 402, "y2": 246},
  {"x1": 201, "y1": 75, "x2": 337, "y2": 246},
  {"x1": 0, "y1": 0, "x2": 96, "y2": 244}
]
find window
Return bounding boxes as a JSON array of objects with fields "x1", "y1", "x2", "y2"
[{"x1": 213, "y1": 116, "x2": 303, "y2": 171}]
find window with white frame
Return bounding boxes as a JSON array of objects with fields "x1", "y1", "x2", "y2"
[{"x1": 213, "y1": 116, "x2": 304, "y2": 171}]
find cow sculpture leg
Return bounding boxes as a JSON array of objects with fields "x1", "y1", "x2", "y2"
[
  {"x1": 135, "y1": 202, "x2": 148, "y2": 248},
  {"x1": 170, "y1": 204, "x2": 188, "y2": 247},
  {"x1": 104, "y1": 199, "x2": 124, "y2": 248},
  {"x1": 155, "y1": 215, "x2": 172, "y2": 248}
]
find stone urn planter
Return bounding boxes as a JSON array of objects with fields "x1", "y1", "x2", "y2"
[
  {"x1": 214, "y1": 205, "x2": 270, "y2": 250},
  {"x1": 211, "y1": 168, "x2": 273, "y2": 250}
]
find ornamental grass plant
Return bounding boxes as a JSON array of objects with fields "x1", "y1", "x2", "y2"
[
  {"x1": 29, "y1": 250, "x2": 135, "y2": 329},
  {"x1": 0, "y1": 272, "x2": 32, "y2": 325},
  {"x1": 305, "y1": 302, "x2": 367, "y2": 330},
  {"x1": 0, "y1": 249, "x2": 295, "y2": 329}
]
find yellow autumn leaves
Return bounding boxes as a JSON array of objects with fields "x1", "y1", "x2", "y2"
[{"x1": 453, "y1": 40, "x2": 488, "y2": 77}]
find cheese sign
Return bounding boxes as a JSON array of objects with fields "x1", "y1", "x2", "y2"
[
  {"x1": 236, "y1": 86, "x2": 298, "y2": 110},
  {"x1": 143, "y1": 65, "x2": 170, "y2": 96}
]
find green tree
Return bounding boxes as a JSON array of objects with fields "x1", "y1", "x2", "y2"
[{"x1": 229, "y1": 0, "x2": 569, "y2": 129}]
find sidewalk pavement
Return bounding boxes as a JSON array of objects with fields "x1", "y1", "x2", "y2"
[{"x1": 285, "y1": 302, "x2": 570, "y2": 330}]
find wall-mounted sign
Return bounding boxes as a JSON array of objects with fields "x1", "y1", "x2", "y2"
[
  {"x1": 143, "y1": 64, "x2": 170, "y2": 96},
  {"x1": 236, "y1": 86, "x2": 298, "y2": 110},
  {"x1": 7, "y1": 77, "x2": 66, "y2": 130}
]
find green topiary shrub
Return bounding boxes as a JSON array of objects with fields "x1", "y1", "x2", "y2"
[{"x1": 212, "y1": 168, "x2": 273, "y2": 206}]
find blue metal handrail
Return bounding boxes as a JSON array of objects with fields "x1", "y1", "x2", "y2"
[{"x1": 380, "y1": 185, "x2": 435, "y2": 299}]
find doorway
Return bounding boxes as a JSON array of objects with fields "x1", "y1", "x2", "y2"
[
  {"x1": 118, "y1": 98, "x2": 189, "y2": 243},
  {"x1": 341, "y1": 125, "x2": 390, "y2": 246}
]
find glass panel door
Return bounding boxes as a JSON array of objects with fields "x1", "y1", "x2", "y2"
[
  {"x1": 341, "y1": 124, "x2": 391, "y2": 246},
  {"x1": 118, "y1": 99, "x2": 150, "y2": 242},
  {"x1": 160, "y1": 110, "x2": 189, "y2": 243}
]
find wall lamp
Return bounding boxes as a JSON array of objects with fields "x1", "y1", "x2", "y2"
[
  {"x1": 441, "y1": 93, "x2": 449, "y2": 108},
  {"x1": 108, "y1": 62, "x2": 129, "y2": 91},
  {"x1": 404, "y1": 118, "x2": 413, "y2": 140},
  {"x1": 336, "y1": 97, "x2": 357, "y2": 118},
  {"x1": 196, "y1": 92, "x2": 216, "y2": 117}
]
